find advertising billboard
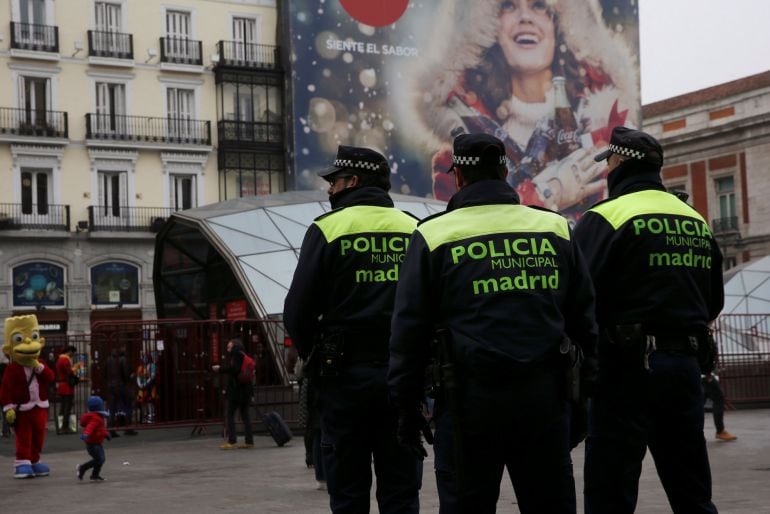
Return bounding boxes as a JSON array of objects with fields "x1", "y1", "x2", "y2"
[{"x1": 286, "y1": 0, "x2": 640, "y2": 221}]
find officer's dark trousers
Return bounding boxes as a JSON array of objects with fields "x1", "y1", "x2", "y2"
[
  {"x1": 584, "y1": 351, "x2": 718, "y2": 514},
  {"x1": 319, "y1": 363, "x2": 423, "y2": 514},
  {"x1": 434, "y1": 369, "x2": 575, "y2": 514}
]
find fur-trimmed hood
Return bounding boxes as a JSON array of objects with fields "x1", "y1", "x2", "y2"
[{"x1": 395, "y1": 0, "x2": 640, "y2": 152}]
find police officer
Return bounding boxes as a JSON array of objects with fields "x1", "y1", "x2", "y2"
[
  {"x1": 388, "y1": 133, "x2": 598, "y2": 513},
  {"x1": 574, "y1": 127, "x2": 724, "y2": 514},
  {"x1": 283, "y1": 145, "x2": 422, "y2": 514}
]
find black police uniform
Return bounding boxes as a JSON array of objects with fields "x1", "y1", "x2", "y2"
[
  {"x1": 389, "y1": 159, "x2": 598, "y2": 512},
  {"x1": 284, "y1": 183, "x2": 421, "y2": 514},
  {"x1": 574, "y1": 128, "x2": 723, "y2": 514}
]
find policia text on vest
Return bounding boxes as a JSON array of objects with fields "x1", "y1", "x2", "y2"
[
  {"x1": 339, "y1": 235, "x2": 410, "y2": 283},
  {"x1": 632, "y1": 216, "x2": 714, "y2": 269},
  {"x1": 449, "y1": 236, "x2": 561, "y2": 295}
]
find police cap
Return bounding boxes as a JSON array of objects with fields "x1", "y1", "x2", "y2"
[
  {"x1": 318, "y1": 145, "x2": 389, "y2": 178},
  {"x1": 594, "y1": 126, "x2": 663, "y2": 167}
]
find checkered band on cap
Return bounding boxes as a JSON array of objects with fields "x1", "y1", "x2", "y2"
[
  {"x1": 453, "y1": 155, "x2": 506, "y2": 166},
  {"x1": 609, "y1": 143, "x2": 645, "y2": 161},
  {"x1": 333, "y1": 158, "x2": 382, "y2": 171}
]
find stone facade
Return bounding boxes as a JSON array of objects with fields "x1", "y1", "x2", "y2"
[
  {"x1": 0, "y1": 0, "x2": 278, "y2": 340},
  {"x1": 642, "y1": 71, "x2": 770, "y2": 270}
]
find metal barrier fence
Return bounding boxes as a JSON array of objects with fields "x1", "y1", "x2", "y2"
[
  {"x1": 713, "y1": 314, "x2": 770, "y2": 406},
  {"x1": 39, "y1": 314, "x2": 769, "y2": 435},
  {"x1": 43, "y1": 319, "x2": 297, "y2": 435}
]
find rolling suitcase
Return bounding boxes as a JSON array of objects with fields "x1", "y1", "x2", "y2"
[{"x1": 260, "y1": 409, "x2": 292, "y2": 446}]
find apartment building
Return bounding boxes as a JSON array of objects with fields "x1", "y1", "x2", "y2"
[
  {"x1": 642, "y1": 71, "x2": 770, "y2": 271},
  {"x1": 0, "y1": 0, "x2": 282, "y2": 338}
]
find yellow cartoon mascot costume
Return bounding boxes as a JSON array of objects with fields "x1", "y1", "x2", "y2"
[{"x1": 1, "y1": 315, "x2": 55, "y2": 478}]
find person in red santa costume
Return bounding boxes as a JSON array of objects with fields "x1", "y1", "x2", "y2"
[{"x1": 1, "y1": 314, "x2": 55, "y2": 478}]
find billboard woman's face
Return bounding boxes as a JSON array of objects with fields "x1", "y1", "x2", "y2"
[{"x1": 497, "y1": 0, "x2": 556, "y2": 76}]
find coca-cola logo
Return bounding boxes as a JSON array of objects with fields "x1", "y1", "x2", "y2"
[
  {"x1": 556, "y1": 130, "x2": 579, "y2": 145},
  {"x1": 339, "y1": 0, "x2": 409, "y2": 27}
]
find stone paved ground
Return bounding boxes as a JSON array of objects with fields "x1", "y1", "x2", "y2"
[{"x1": 1, "y1": 408, "x2": 768, "y2": 513}]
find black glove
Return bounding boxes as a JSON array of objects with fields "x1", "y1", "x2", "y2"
[{"x1": 396, "y1": 406, "x2": 430, "y2": 460}]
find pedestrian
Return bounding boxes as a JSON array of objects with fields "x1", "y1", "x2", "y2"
[
  {"x1": 284, "y1": 145, "x2": 423, "y2": 513},
  {"x1": 388, "y1": 133, "x2": 598, "y2": 513},
  {"x1": 77, "y1": 396, "x2": 111, "y2": 482},
  {"x1": 211, "y1": 338, "x2": 254, "y2": 449},
  {"x1": 703, "y1": 371, "x2": 737, "y2": 442},
  {"x1": 574, "y1": 126, "x2": 725, "y2": 513},
  {"x1": 56, "y1": 345, "x2": 78, "y2": 434},
  {"x1": 105, "y1": 345, "x2": 138, "y2": 437}
]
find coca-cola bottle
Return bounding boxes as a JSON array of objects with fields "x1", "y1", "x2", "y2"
[{"x1": 551, "y1": 76, "x2": 580, "y2": 159}]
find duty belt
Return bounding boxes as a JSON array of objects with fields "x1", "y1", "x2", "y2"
[{"x1": 647, "y1": 333, "x2": 700, "y2": 354}]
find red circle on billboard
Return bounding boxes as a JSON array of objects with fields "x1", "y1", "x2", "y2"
[{"x1": 339, "y1": 0, "x2": 409, "y2": 27}]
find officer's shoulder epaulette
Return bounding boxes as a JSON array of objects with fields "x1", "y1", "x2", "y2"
[
  {"x1": 313, "y1": 206, "x2": 346, "y2": 222},
  {"x1": 416, "y1": 210, "x2": 448, "y2": 226}
]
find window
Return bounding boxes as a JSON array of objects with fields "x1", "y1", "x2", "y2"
[
  {"x1": 167, "y1": 87, "x2": 195, "y2": 138},
  {"x1": 13, "y1": 261, "x2": 65, "y2": 307},
  {"x1": 95, "y1": 82, "x2": 126, "y2": 133},
  {"x1": 714, "y1": 176, "x2": 737, "y2": 233},
  {"x1": 93, "y1": 1, "x2": 127, "y2": 55},
  {"x1": 97, "y1": 170, "x2": 127, "y2": 218},
  {"x1": 170, "y1": 174, "x2": 196, "y2": 211},
  {"x1": 165, "y1": 10, "x2": 193, "y2": 60},
  {"x1": 91, "y1": 262, "x2": 139, "y2": 305},
  {"x1": 21, "y1": 168, "x2": 51, "y2": 215},
  {"x1": 19, "y1": 76, "x2": 50, "y2": 127},
  {"x1": 20, "y1": 0, "x2": 46, "y2": 24},
  {"x1": 716, "y1": 176, "x2": 736, "y2": 218},
  {"x1": 13, "y1": 0, "x2": 57, "y2": 50},
  {"x1": 232, "y1": 17, "x2": 257, "y2": 62}
]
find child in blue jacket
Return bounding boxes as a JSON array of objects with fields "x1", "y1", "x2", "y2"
[{"x1": 77, "y1": 396, "x2": 111, "y2": 481}]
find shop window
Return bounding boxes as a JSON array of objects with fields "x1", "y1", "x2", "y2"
[
  {"x1": 91, "y1": 262, "x2": 139, "y2": 305},
  {"x1": 13, "y1": 261, "x2": 65, "y2": 307}
]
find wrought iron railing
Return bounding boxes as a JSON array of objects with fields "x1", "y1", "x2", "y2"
[
  {"x1": 713, "y1": 314, "x2": 770, "y2": 405},
  {"x1": 0, "y1": 107, "x2": 68, "y2": 138},
  {"x1": 160, "y1": 37, "x2": 202, "y2": 65},
  {"x1": 85, "y1": 113, "x2": 211, "y2": 145},
  {"x1": 88, "y1": 29, "x2": 133, "y2": 59},
  {"x1": 87, "y1": 206, "x2": 175, "y2": 232},
  {"x1": 216, "y1": 41, "x2": 280, "y2": 69},
  {"x1": 0, "y1": 203, "x2": 70, "y2": 231},
  {"x1": 712, "y1": 216, "x2": 739, "y2": 234},
  {"x1": 217, "y1": 120, "x2": 283, "y2": 145},
  {"x1": 10, "y1": 21, "x2": 59, "y2": 52}
]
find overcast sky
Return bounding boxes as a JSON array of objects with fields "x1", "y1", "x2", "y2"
[{"x1": 639, "y1": 0, "x2": 770, "y2": 104}]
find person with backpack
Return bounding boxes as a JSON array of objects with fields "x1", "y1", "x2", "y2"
[{"x1": 211, "y1": 338, "x2": 254, "y2": 449}]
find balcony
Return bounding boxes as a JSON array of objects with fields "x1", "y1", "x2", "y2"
[
  {"x1": 10, "y1": 22, "x2": 59, "y2": 53},
  {"x1": 0, "y1": 107, "x2": 68, "y2": 140},
  {"x1": 217, "y1": 120, "x2": 283, "y2": 147},
  {"x1": 85, "y1": 113, "x2": 211, "y2": 146},
  {"x1": 88, "y1": 30, "x2": 133, "y2": 60},
  {"x1": 215, "y1": 41, "x2": 280, "y2": 70},
  {"x1": 160, "y1": 37, "x2": 202, "y2": 66},
  {"x1": 0, "y1": 203, "x2": 70, "y2": 231},
  {"x1": 87, "y1": 206, "x2": 175, "y2": 232},
  {"x1": 712, "y1": 216, "x2": 739, "y2": 234}
]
